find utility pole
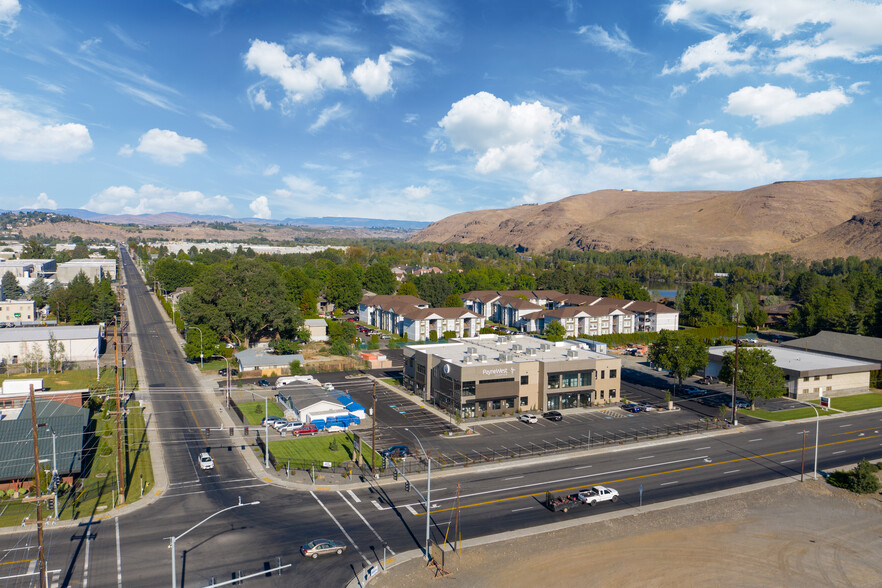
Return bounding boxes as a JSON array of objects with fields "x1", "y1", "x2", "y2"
[
  {"x1": 29, "y1": 386, "x2": 47, "y2": 588},
  {"x1": 801, "y1": 429, "x2": 807, "y2": 482},
  {"x1": 371, "y1": 382, "x2": 377, "y2": 475},
  {"x1": 115, "y1": 318, "x2": 125, "y2": 505},
  {"x1": 731, "y1": 304, "x2": 740, "y2": 427}
]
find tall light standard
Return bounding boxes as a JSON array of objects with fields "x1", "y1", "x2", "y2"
[
  {"x1": 789, "y1": 397, "x2": 821, "y2": 480},
  {"x1": 167, "y1": 496, "x2": 259, "y2": 588},
  {"x1": 404, "y1": 428, "x2": 431, "y2": 562},
  {"x1": 186, "y1": 326, "x2": 203, "y2": 368},
  {"x1": 36, "y1": 424, "x2": 58, "y2": 520},
  {"x1": 211, "y1": 355, "x2": 231, "y2": 409},
  {"x1": 248, "y1": 391, "x2": 272, "y2": 469}
]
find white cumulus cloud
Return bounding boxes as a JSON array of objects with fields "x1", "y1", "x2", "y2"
[
  {"x1": 121, "y1": 128, "x2": 206, "y2": 165},
  {"x1": 0, "y1": 0, "x2": 21, "y2": 35},
  {"x1": 663, "y1": 33, "x2": 755, "y2": 79},
  {"x1": 0, "y1": 103, "x2": 93, "y2": 162},
  {"x1": 249, "y1": 86, "x2": 272, "y2": 110},
  {"x1": 249, "y1": 196, "x2": 271, "y2": 219},
  {"x1": 20, "y1": 192, "x2": 58, "y2": 210},
  {"x1": 352, "y1": 55, "x2": 393, "y2": 99},
  {"x1": 83, "y1": 184, "x2": 234, "y2": 215},
  {"x1": 649, "y1": 128, "x2": 784, "y2": 187},
  {"x1": 438, "y1": 92, "x2": 572, "y2": 174},
  {"x1": 244, "y1": 40, "x2": 346, "y2": 103},
  {"x1": 725, "y1": 84, "x2": 852, "y2": 126}
]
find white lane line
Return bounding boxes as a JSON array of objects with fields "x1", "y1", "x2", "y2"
[
  {"x1": 162, "y1": 482, "x2": 269, "y2": 497},
  {"x1": 169, "y1": 476, "x2": 253, "y2": 488},
  {"x1": 115, "y1": 517, "x2": 122, "y2": 588},
  {"x1": 83, "y1": 523, "x2": 91, "y2": 587},
  {"x1": 724, "y1": 470, "x2": 740, "y2": 474},
  {"x1": 833, "y1": 450, "x2": 846, "y2": 454},
  {"x1": 405, "y1": 505, "x2": 418, "y2": 515},
  {"x1": 347, "y1": 489, "x2": 361, "y2": 503},
  {"x1": 637, "y1": 455, "x2": 655, "y2": 460},
  {"x1": 748, "y1": 438, "x2": 762, "y2": 442},
  {"x1": 660, "y1": 481, "x2": 678, "y2": 486},
  {"x1": 504, "y1": 476, "x2": 524, "y2": 480},
  {"x1": 371, "y1": 500, "x2": 383, "y2": 510},
  {"x1": 695, "y1": 447, "x2": 711, "y2": 450},
  {"x1": 337, "y1": 492, "x2": 396, "y2": 555},
  {"x1": 511, "y1": 507, "x2": 533, "y2": 513},
  {"x1": 839, "y1": 424, "x2": 853, "y2": 428},
  {"x1": 310, "y1": 491, "x2": 370, "y2": 565},
  {"x1": 573, "y1": 465, "x2": 592, "y2": 470},
  {"x1": 781, "y1": 459, "x2": 796, "y2": 464}
]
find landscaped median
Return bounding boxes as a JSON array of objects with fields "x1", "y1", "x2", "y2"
[
  {"x1": 267, "y1": 431, "x2": 384, "y2": 475},
  {"x1": 739, "y1": 391, "x2": 882, "y2": 422}
]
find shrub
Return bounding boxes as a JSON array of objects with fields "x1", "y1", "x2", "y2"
[{"x1": 828, "y1": 459, "x2": 881, "y2": 494}]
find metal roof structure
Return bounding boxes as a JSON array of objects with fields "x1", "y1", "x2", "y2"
[{"x1": 0, "y1": 325, "x2": 100, "y2": 344}]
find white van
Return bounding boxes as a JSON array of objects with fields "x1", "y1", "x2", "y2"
[{"x1": 275, "y1": 375, "x2": 316, "y2": 388}]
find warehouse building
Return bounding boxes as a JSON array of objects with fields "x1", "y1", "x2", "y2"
[
  {"x1": 403, "y1": 334, "x2": 621, "y2": 418},
  {"x1": 0, "y1": 259, "x2": 56, "y2": 279},
  {"x1": 0, "y1": 325, "x2": 102, "y2": 367},
  {"x1": 705, "y1": 345, "x2": 880, "y2": 400},
  {"x1": 55, "y1": 258, "x2": 117, "y2": 284}
]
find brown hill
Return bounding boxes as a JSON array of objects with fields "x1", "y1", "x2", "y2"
[{"x1": 409, "y1": 178, "x2": 882, "y2": 259}]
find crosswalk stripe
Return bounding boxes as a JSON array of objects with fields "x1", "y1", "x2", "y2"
[{"x1": 347, "y1": 489, "x2": 361, "y2": 503}]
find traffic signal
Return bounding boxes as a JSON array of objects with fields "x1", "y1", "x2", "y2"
[
  {"x1": 382, "y1": 456, "x2": 388, "y2": 470},
  {"x1": 244, "y1": 427, "x2": 249, "y2": 436},
  {"x1": 47, "y1": 496, "x2": 54, "y2": 511},
  {"x1": 404, "y1": 481, "x2": 410, "y2": 492},
  {"x1": 393, "y1": 469, "x2": 398, "y2": 481},
  {"x1": 205, "y1": 428, "x2": 211, "y2": 437},
  {"x1": 229, "y1": 427, "x2": 234, "y2": 436}
]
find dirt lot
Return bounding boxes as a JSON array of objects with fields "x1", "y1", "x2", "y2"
[{"x1": 375, "y1": 479, "x2": 882, "y2": 588}]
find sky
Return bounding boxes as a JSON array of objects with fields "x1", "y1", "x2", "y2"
[{"x1": 1, "y1": 1, "x2": 881, "y2": 222}]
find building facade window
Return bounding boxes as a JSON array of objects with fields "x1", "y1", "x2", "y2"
[
  {"x1": 520, "y1": 396, "x2": 528, "y2": 406},
  {"x1": 520, "y1": 375, "x2": 529, "y2": 385},
  {"x1": 609, "y1": 389, "x2": 616, "y2": 398},
  {"x1": 609, "y1": 369, "x2": 617, "y2": 379}
]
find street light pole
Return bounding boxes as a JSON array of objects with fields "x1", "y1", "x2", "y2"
[
  {"x1": 37, "y1": 424, "x2": 58, "y2": 519},
  {"x1": 731, "y1": 303, "x2": 740, "y2": 426},
  {"x1": 405, "y1": 428, "x2": 431, "y2": 562},
  {"x1": 790, "y1": 397, "x2": 820, "y2": 480},
  {"x1": 168, "y1": 497, "x2": 259, "y2": 588}
]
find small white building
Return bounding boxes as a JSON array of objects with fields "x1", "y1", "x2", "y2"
[
  {"x1": 303, "y1": 318, "x2": 328, "y2": 342},
  {"x1": 0, "y1": 325, "x2": 102, "y2": 366},
  {"x1": 0, "y1": 300, "x2": 35, "y2": 323},
  {"x1": 55, "y1": 259, "x2": 117, "y2": 284},
  {"x1": 705, "y1": 345, "x2": 880, "y2": 400}
]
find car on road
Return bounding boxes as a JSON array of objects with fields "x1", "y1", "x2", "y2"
[
  {"x1": 381, "y1": 445, "x2": 411, "y2": 458},
  {"x1": 198, "y1": 452, "x2": 214, "y2": 470},
  {"x1": 217, "y1": 367, "x2": 238, "y2": 376},
  {"x1": 261, "y1": 416, "x2": 282, "y2": 426},
  {"x1": 257, "y1": 378, "x2": 270, "y2": 387},
  {"x1": 518, "y1": 413, "x2": 538, "y2": 424},
  {"x1": 577, "y1": 485, "x2": 619, "y2": 505},
  {"x1": 542, "y1": 411, "x2": 563, "y2": 421},
  {"x1": 726, "y1": 398, "x2": 752, "y2": 409},
  {"x1": 621, "y1": 402, "x2": 642, "y2": 413},
  {"x1": 291, "y1": 424, "x2": 319, "y2": 436},
  {"x1": 301, "y1": 539, "x2": 346, "y2": 558}
]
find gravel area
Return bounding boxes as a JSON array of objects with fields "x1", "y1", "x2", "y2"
[{"x1": 373, "y1": 479, "x2": 882, "y2": 588}]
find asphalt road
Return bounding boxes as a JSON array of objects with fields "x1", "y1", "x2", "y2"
[{"x1": 3, "y1": 251, "x2": 882, "y2": 587}]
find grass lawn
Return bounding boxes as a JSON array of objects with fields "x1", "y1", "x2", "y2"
[
  {"x1": 0, "y1": 366, "x2": 137, "y2": 392},
  {"x1": 811, "y1": 392, "x2": 882, "y2": 412},
  {"x1": 380, "y1": 377, "x2": 402, "y2": 386},
  {"x1": 268, "y1": 432, "x2": 383, "y2": 469},
  {"x1": 740, "y1": 406, "x2": 827, "y2": 421},
  {"x1": 238, "y1": 400, "x2": 284, "y2": 425}
]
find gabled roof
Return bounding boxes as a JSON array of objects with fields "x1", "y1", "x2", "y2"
[
  {"x1": 360, "y1": 294, "x2": 429, "y2": 311},
  {"x1": 459, "y1": 290, "x2": 502, "y2": 303},
  {"x1": 497, "y1": 295, "x2": 543, "y2": 311},
  {"x1": 400, "y1": 307, "x2": 482, "y2": 321}
]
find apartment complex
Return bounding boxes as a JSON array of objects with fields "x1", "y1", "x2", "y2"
[
  {"x1": 358, "y1": 294, "x2": 486, "y2": 340},
  {"x1": 461, "y1": 290, "x2": 679, "y2": 337},
  {"x1": 403, "y1": 334, "x2": 621, "y2": 417}
]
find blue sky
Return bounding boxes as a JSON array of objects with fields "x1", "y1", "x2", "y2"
[{"x1": 1, "y1": 1, "x2": 880, "y2": 222}]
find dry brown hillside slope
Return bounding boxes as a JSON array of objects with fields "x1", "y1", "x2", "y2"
[{"x1": 409, "y1": 177, "x2": 882, "y2": 259}]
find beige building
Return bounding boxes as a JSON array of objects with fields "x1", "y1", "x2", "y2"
[
  {"x1": 0, "y1": 300, "x2": 35, "y2": 323},
  {"x1": 403, "y1": 334, "x2": 621, "y2": 418},
  {"x1": 55, "y1": 259, "x2": 117, "y2": 284},
  {"x1": 705, "y1": 345, "x2": 880, "y2": 400}
]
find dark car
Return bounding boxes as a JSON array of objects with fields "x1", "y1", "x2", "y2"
[
  {"x1": 218, "y1": 367, "x2": 238, "y2": 377},
  {"x1": 301, "y1": 539, "x2": 346, "y2": 558},
  {"x1": 380, "y1": 445, "x2": 411, "y2": 458},
  {"x1": 257, "y1": 379, "x2": 270, "y2": 387},
  {"x1": 542, "y1": 411, "x2": 563, "y2": 421},
  {"x1": 621, "y1": 402, "x2": 641, "y2": 413}
]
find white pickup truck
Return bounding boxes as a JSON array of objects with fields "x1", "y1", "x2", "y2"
[{"x1": 577, "y1": 485, "x2": 619, "y2": 506}]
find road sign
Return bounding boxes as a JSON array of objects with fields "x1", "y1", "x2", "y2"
[{"x1": 820, "y1": 396, "x2": 831, "y2": 408}]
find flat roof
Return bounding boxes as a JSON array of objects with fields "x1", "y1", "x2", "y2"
[
  {"x1": 0, "y1": 324, "x2": 100, "y2": 343},
  {"x1": 709, "y1": 345, "x2": 880, "y2": 375},
  {"x1": 407, "y1": 334, "x2": 614, "y2": 367}
]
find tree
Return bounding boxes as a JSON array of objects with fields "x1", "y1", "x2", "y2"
[
  {"x1": 25, "y1": 277, "x2": 51, "y2": 306},
  {"x1": 417, "y1": 273, "x2": 451, "y2": 308},
  {"x1": 1, "y1": 271, "x2": 22, "y2": 299},
  {"x1": 397, "y1": 281, "x2": 419, "y2": 297},
  {"x1": 270, "y1": 339, "x2": 301, "y2": 355},
  {"x1": 183, "y1": 325, "x2": 221, "y2": 362},
  {"x1": 443, "y1": 293, "x2": 463, "y2": 307},
  {"x1": 47, "y1": 332, "x2": 65, "y2": 373},
  {"x1": 300, "y1": 289, "x2": 318, "y2": 317},
  {"x1": 543, "y1": 320, "x2": 566, "y2": 342},
  {"x1": 718, "y1": 347, "x2": 786, "y2": 409},
  {"x1": 325, "y1": 267, "x2": 362, "y2": 310},
  {"x1": 329, "y1": 338, "x2": 350, "y2": 356},
  {"x1": 21, "y1": 239, "x2": 52, "y2": 259},
  {"x1": 679, "y1": 284, "x2": 730, "y2": 326},
  {"x1": 91, "y1": 279, "x2": 118, "y2": 324},
  {"x1": 363, "y1": 263, "x2": 397, "y2": 295},
  {"x1": 648, "y1": 330, "x2": 708, "y2": 390},
  {"x1": 153, "y1": 257, "x2": 200, "y2": 292}
]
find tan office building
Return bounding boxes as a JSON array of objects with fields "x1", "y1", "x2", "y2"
[{"x1": 403, "y1": 334, "x2": 621, "y2": 418}]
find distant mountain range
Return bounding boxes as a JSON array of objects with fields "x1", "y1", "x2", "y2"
[
  {"x1": 11, "y1": 208, "x2": 431, "y2": 230},
  {"x1": 409, "y1": 177, "x2": 882, "y2": 260}
]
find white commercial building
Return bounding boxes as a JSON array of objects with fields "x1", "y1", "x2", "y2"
[
  {"x1": 0, "y1": 259, "x2": 56, "y2": 279},
  {"x1": 55, "y1": 259, "x2": 117, "y2": 284},
  {"x1": 0, "y1": 325, "x2": 102, "y2": 366},
  {"x1": 705, "y1": 345, "x2": 880, "y2": 400}
]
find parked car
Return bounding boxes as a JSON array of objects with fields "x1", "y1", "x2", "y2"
[
  {"x1": 198, "y1": 452, "x2": 214, "y2": 470},
  {"x1": 518, "y1": 413, "x2": 538, "y2": 424},
  {"x1": 291, "y1": 424, "x2": 319, "y2": 436},
  {"x1": 272, "y1": 419, "x2": 290, "y2": 431},
  {"x1": 542, "y1": 411, "x2": 563, "y2": 421},
  {"x1": 638, "y1": 401, "x2": 657, "y2": 412},
  {"x1": 325, "y1": 425, "x2": 346, "y2": 433},
  {"x1": 622, "y1": 402, "x2": 642, "y2": 413},
  {"x1": 261, "y1": 416, "x2": 282, "y2": 426},
  {"x1": 218, "y1": 367, "x2": 238, "y2": 377},
  {"x1": 301, "y1": 539, "x2": 346, "y2": 558},
  {"x1": 280, "y1": 421, "x2": 304, "y2": 432},
  {"x1": 726, "y1": 398, "x2": 752, "y2": 409},
  {"x1": 257, "y1": 379, "x2": 270, "y2": 387},
  {"x1": 381, "y1": 445, "x2": 411, "y2": 458}
]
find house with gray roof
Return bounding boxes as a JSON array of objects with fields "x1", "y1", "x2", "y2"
[{"x1": 235, "y1": 347, "x2": 304, "y2": 375}]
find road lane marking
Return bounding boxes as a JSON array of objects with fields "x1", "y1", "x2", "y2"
[
  {"x1": 660, "y1": 481, "x2": 678, "y2": 486},
  {"x1": 638, "y1": 456, "x2": 655, "y2": 460},
  {"x1": 347, "y1": 490, "x2": 361, "y2": 503},
  {"x1": 422, "y1": 432, "x2": 882, "y2": 516},
  {"x1": 511, "y1": 507, "x2": 533, "y2": 512},
  {"x1": 372, "y1": 500, "x2": 383, "y2": 510},
  {"x1": 83, "y1": 522, "x2": 91, "y2": 587},
  {"x1": 162, "y1": 482, "x2": 269, "y2": 497},
  {"x1": 573, "y1": 465, "x2": 592, "y2": 470},
  {"x1": 839, "y1": 424, "x2": 853, "y2": 428},
  {"x1": 115, "y1": 517, "x2": 122, "y2": 588},
  {"x1": 695, "y1": 447, "x2": 711, "y2": 450},
  {"x1": 833, "y1": 450, "x2": 846, "y2": 454},
  {"x1": 310, "y1": 492, "x2": 370, "y2": 565},
  {"x1": 748, "y1": 438, "x2": 762, "y2": 442},
  {"x1": 781, "y1": 460, "x2": 795, "y2": 464},
  {"x1": 724, "y1": 470, "x2": 740, "y2": 474},
  {"x1": 337, "y1": 492, "x2": 396, "y2": 555},
  {"x1": 405, "y1": 505, "x2": 418, "y2": 515},
  {"x1": 504, "y1": 476, "x2": 524, "y2": 480}
]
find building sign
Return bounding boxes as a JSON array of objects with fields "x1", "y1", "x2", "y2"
[
  {"x1": 482, "y1": 367, "x2": 516, "y2": 376},
  {"x1": 13, "y1": 313, "x2": 20, "y2": 318},
  {"x1": 820, "y1": 396, "x2": 831, "y2": 409}
]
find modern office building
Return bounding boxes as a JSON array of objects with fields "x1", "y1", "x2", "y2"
[{"x1": 403, "y1": 334, "x2": 621, "y2": 417}]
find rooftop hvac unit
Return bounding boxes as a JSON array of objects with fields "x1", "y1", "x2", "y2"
[
  {"x1": 467, "y1": 346, "x2": 477, "y2": 355},
  {"x1": 566, "y1": 349, "x2": 579, "y2": 358},
  {"x1": 478, "y1": 354, "x2": 487, "y2": 363},
  {"x1": 465, "y1": 356, "x2": 473, "y2": 364},
  {"x1": 511, "y1": 343, "x2": 522, "y2": 351},
  {"x1": 526, "y1": 348, "x2": 537, "y2": 356},
  {"x1": 540, "y1": 343, "x2": 551, "y2": 352}
]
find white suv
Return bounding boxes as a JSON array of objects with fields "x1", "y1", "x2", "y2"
[
  {"x1": 198, "y1": 452, "x2": 214, "y2": 470},
  {"x1": 518, "y1": 414, "x2": 538, "y2": 424}
]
